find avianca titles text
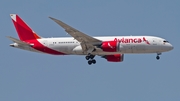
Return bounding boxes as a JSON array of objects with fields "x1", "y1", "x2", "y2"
[{"x1": 114, "y1": 37, "x2": 150, "y2": 44}]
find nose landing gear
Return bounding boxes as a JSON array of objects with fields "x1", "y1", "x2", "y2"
[
  {"x1": 156, "y1": 53, "x2": 161, "y2": 60},
  {"x1": 156, "y1": 55, "x2": 160, "y2": 60}
]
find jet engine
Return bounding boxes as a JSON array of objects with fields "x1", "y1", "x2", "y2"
[
  {"x1": 100, "y1": 41, "x2": 122, "y2": 52},
  {"x1": 102, "y1": 54, "x2": 124, "y2": 62}
]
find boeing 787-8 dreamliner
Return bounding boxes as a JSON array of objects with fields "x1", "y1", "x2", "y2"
[{"x1": 8, "y1": 14, "x2": 173, "y2": 65}]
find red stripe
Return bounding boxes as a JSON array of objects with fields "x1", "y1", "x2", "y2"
[
  {"x1": 26, "y1": 39, "x2": 65, "y2": 55},
  {"x1": 143, "y1": 37, "x2": 150, "y2": 45}
]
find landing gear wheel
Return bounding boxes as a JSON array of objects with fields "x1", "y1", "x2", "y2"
[
  {"x1": 88, "y1": 60, "x2": 92, "y2": 65},
  {"x1": 90, "y1": 55, "x2": 95, "y2": 59},
  {"x1": 86, "y1": 54, "x2": 96, "y2": 65},
  {"x1": 85, "y1": 56, "x2": 90, "y2": 60},
  {"x1": 92, "y1": 59, "x2": 96, "y2": 64},
  {"x1": 156, "y1": 56, "x2": 160, "y2": 60}
]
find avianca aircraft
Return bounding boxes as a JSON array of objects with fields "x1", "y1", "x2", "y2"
[{"x1": 8, "y1": 14, "x2": 173, "y2": 65}]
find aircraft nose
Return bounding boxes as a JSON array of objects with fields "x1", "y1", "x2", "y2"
[
  {"x1": 167, "y1": 43, "x2": 173, "y2": 51},
  {"x1": 169, "y1": 43, "x2": 174, "y2": 50}
]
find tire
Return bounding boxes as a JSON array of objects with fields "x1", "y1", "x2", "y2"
[
  {"x1": 156, "y1": 56, "x2": 160, "y2": 60},
  {"x1": 90, "y1": 55, "x2": 95, "y2": 59},
  {"x1": 92, "y1": 59, "x2": 96, "y2": 64},
  {"x1": 88, "y1": 60, "x2": 92, "y2": 65},
  {"x1": 86, "y1": 56, "x2": 90, "y2": 60}
]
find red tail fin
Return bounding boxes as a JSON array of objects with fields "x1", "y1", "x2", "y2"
[{"x1": 10, "y1": 14, "x2": 41, "y2": 41}]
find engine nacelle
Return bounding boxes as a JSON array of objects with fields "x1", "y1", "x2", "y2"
[
  {"x1": 103, "y1": 54, "x2": 124, "y2": 62},
  {"x1": 101, "y1": 41, "x2": 122, "y2": 52}
]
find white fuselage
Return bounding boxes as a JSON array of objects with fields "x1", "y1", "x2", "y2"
[
  {"x1": 9, "y1": 14, "x2": 174, "y2": 64},
  {"x1": 13, "y1": 36, "x2": 173, "y2": 55}
]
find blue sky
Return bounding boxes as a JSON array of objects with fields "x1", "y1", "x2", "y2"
[{"x1": 0, "y1": 0, "x2": 180, "y2": 101}]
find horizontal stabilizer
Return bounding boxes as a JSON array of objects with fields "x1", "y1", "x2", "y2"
[{"x1": 7, "y1": 36, "x2": 33, "y2": 46}]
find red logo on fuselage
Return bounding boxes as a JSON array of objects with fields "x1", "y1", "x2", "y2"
[{"x1": 114, "y1": 37, "x2": 150, "y2": 44}]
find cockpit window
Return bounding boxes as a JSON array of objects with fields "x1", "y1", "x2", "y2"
[{"x1": 163, "y1": 40, "x2": 169, "y2": 43}]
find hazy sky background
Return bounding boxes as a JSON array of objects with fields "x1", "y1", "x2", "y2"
[{"x1": 0, "y1": 0, "x2": 180, "y2": 101}]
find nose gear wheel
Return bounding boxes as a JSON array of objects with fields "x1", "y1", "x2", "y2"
[{"x1": 156, "y1": 53, "x2": 161, "y2": 60}]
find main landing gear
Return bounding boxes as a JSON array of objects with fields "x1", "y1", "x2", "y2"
[
  {"x1": 85, "y1": 53, "x2": 96, "y2": 65},
  {"x1": 156, "y1": 53, "x2": 161, "y2": 60}
]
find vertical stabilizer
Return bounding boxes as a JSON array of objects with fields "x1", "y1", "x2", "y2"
[{"x1": 10, "y1": 14, "x2": 41, "y2": 41}]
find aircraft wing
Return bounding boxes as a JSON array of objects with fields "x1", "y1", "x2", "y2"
[{"x1": 49, "y1": 17, "x2": 102, "y2": 52}]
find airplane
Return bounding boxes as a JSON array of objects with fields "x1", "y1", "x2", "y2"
[{"x1": 8, "y1": 14, "x2": 173, "y2": 65}]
